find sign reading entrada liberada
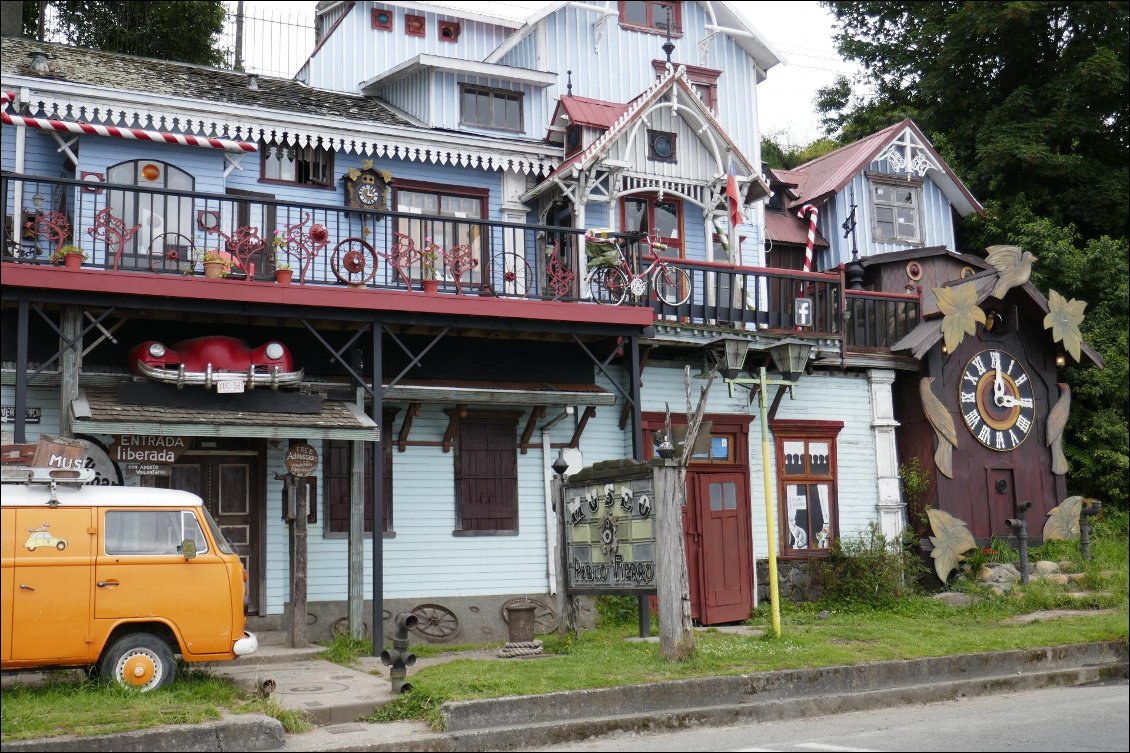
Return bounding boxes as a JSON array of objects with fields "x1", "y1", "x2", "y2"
[
  {"x1": 110, "y1": 435, "x2": 191, "y2": 464},
  {"x1": 563, "y1": 466, "x2": 656, "y2": 593}
]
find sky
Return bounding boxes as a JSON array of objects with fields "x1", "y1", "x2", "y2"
[{"x1": 242, "y1": 1, "x2": 854, "y2": 146}]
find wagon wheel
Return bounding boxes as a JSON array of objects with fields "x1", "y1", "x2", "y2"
[
  {"x1": 331, "y1": 237, "x2": 379, "y2": 287},
  {"x1": 489, "y1": 252, "x2": 532, "y2": 298},
  {"x1": 500, "y1": 597, "x2": 557, "y2": 635},
  {"x1": 410, "y1": 603, "x2": 460, "y2": 642},
  {"x1": 147, "y1": 232, "x2": 196, "y2": 275}
]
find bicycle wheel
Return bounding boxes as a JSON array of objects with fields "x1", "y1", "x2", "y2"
[
  {"x1": 653, "y1": 264, "x2": 691, "y2": 306},
  {"x1": 588, "y1": 265, "x2": 629, "y2": 305}
]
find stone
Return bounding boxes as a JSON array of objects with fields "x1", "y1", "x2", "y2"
[
  {"x1": 815, "y1": 610, "x2": 831, "y2": 621},
  {"x1": 1057, "y1": 560, "x2": 1076, "y2": 572},
  {"x1": 1044, "y1": 574, "x2": 1070, "y2": 586},
  {"x1": 991, "y1": 586, "x2": 1007, "y2": 597},
  {"x1": 1034, "y1": 560, "x2": 1059, "y2": 576},
  {"x1": 976, "y1": 565, "x2": 994, "y2": 581},
  {"x1": 931, "y1": 592, "x2": 973, "y2": 607},
  {"x1": 990, "y1": 563, "x2": 1021, "y2": 583}
]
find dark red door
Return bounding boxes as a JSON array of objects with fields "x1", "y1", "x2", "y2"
[{"x1": 690, "y1": 470, "x2": 753, "y2": 624}]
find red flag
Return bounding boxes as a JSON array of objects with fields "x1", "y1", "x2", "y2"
[{"x1": 726, "y1": 158, "x2": 742, "y2": 229}]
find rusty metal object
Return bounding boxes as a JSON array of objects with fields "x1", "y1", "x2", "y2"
[{"x1": 379, "y1": 612, "x2": 418, "y2": 694}]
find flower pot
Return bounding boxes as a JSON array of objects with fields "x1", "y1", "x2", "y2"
[
  {"x1": 275, "y1": 269, "x2": 293, "y2": 285},
  {"x1": 63, "y1": 253, "x2": 83, "y2": 271},
  {"x1": 203, "y1": 261, "x2": 226, "y2": 279},
  {"x1": 422, "y1": 278, "x2": 440, "y2": 294}
]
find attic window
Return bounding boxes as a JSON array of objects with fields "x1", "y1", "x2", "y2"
[
  {"x1": 870, "y1": 175, "x2": 922, "y2": 244},
  {"x1": 405, "y1": 14, "x2": 425, "y2": 37},
  {"x1": 371, "y1": 9, "x2": 393, "y2": 31},
  {"x1": 619, "y1": 1, "x2": 682, "y2": 37},
  {"x1": 439, "y1": 20, "x2": 461, "y2": 42},
  {"x1": 652, "y1": 60, "x2": 720, "y2": 114},
  {"x1": 647, "y1": 130, "x2": 677, "y2": 162}
]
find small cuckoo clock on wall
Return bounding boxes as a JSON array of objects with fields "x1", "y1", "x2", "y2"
[{"x1": 343, "y1": 160, "x2": 392, "y2": 211}]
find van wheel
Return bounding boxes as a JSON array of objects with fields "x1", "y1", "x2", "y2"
[
  {"x1": 99, "y1": 634, "x2": 177, "y2": 692},
  {"x1": 56, "y1": 541, "x2": 66, "y2": 550}
]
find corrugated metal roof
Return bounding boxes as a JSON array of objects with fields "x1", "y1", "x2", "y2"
[
  {"x1": 784, "y1": 121, "x2": 905, "y2": 208},
  {"x1": 764, "y1": 211, "x2": 828, "y2": 248},
  {"x1": 559, "y1": 96, "x2": 629, "y2": 129},
  {"x1": 1, "y1": 37, "x2": 411, "y2": 127}
]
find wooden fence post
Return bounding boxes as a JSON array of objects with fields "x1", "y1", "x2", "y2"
[{"x1": 653, "y1": 458, "x2": 694, "y2": 660}]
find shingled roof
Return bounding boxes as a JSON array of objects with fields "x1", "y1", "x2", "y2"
[{"x1": 1, "y1": 36, "x2": 411, "y2": 127}]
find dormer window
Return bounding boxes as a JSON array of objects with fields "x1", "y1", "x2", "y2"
[
  {"x1": 461, "y1": 85, "x2": 523, "y2": 132},
  {"x1": 652, "y1": 60, "x2": 720, "y2": 114},
  {"x1": 565, "y1": 124, "x2": 583, "y2": 156},
  {"x1": 619, "y1": 1, "x2": 681, "y2": 35}
]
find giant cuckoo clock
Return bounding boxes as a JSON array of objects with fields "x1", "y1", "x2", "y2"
[{"x1": 890, "y1": 246, "x2": 1104, "y2": 543}]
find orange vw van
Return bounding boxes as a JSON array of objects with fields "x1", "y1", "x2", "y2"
[{"x1": 1, "y1": 468, "x2": 256, "y2": 690}]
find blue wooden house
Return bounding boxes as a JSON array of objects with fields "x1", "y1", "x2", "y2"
[{"x1": 0, "y1": 2, "x2": 985, "y2": 642}]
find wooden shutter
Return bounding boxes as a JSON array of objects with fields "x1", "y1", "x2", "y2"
[
  {"x1": 324, "y1": 440, "x2": 391, "y2": 534},
  {"x1": 457, "y1": 418, "x2": 518, "y2": 531}
]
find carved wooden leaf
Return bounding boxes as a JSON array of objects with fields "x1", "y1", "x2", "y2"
[
  {"x1": 1043, "y1": 289, "x2": 1087, "y2": 364},
  {"x1": 935, "y1": 282, "x2": 986, "y2": 354},
  {"x1": 926, "y1": 508, "x2": 976, "y2": 584},
  {"x1": 920, "y1": 377, "x2": 957, "y2": 479},
  {"x1": 1043, "y1": 496, "x2": 1083, "y2": 541},
  {"x1": 1046, "y1": 383, "x2": 1071, "y2": 475}
]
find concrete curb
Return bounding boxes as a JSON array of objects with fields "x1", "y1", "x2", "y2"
[{"x1": 0, "y1": 714, "x2": 285, "y2": 753}]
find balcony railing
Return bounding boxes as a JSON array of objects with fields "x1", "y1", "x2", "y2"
[
  {"x1": 2, "y1": 171, "x2": 587, "y2": 302},
  {"x1": 844, "y1": 289, "x2": 921, "y2": 350},
  {"x1": 4, "y1": 172, "x2": 921, "y2": 354}
]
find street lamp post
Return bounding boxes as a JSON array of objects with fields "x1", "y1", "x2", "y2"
[{"x1": 721, "y1": 338, "x2": 813, "y2": 638}]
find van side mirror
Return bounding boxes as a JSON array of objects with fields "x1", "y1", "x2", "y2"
[{"x1": 180, "y1": 539, "x2": 197, "y2": 560}]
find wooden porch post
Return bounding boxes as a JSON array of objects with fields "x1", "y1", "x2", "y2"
[{"x1": 60, "y1": 307, "x2": 81, "y2": 438}]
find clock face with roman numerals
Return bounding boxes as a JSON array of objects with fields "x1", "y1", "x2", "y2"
[{"x1": 959, "y1": 349, "x2": 1035, "y2": 451}]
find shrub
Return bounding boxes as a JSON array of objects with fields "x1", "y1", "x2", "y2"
[
  {"x1": 815, "y1": 523, "x2": 926, "y2": 607},
  {"x1": 594, "y1": 595, "x2": 639, "y2": 627}
]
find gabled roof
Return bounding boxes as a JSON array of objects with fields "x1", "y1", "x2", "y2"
[
  {"x1": 485, "y1": 1, "x2": 783, "y2": 74},
  {"x1": 558, "y1": 96, "x2": 629, "y2": 130},
  {"x1": 360, "y1": 54, "x2": 557, "y2": 94},
  {"x1": 891, "y1": 274, "x2": 1104, "y2": 367},
  {"x1": 532, "y1": 65, "x2": 760, "y2": 191},
  {"x1": 785, "y1": 119, "x2": 984, "y2": 217}
]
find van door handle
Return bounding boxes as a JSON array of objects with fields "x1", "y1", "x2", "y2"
[
  {"x1": 96, "y1": 580, "x2": 120, "y2": 588},
  {"x1": 19, "y1": 584, "x2": 35, "y2": 591}
]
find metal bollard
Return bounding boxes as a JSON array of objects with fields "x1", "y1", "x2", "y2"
[
  {"x1": 1005, "y1": 500, "x2": 1033, "y2": 584},
  {"x1": 380, "y1": 612, "x2": 418, "y2": 693},
  {"x1": 1080, "y1": 499, "x2": 1103, "y2": 561}
]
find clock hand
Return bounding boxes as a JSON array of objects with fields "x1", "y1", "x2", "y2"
[{"x1": 993, "y1": 366, "x2": 1007, "y2": 407}]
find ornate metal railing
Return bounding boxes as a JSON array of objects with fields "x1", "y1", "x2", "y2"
[
  {"x1": 844, "y1": 289, "x2": 921, "y2": 350},
  {"x1": 2, "y1": 171, "x2": 585, "y2": 302}
]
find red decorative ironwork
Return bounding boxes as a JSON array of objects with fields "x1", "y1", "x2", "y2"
[
  {"x1": 87, "y1": 207, "x2": 140, "y2": 270},
  {"x1": 386, "y1": 233, "x2": 418, "y2": 288},
  {"x1": 545, "y1": 240, "x2": 575, "y2": 301},
  {"x1": 202, "y1": 223, "x2": 262, "y2": 280},
  {"x1": 443, "y1": 243, "x2": 478, "y2": 294},
  {"x1": 277, "y1": 214, "x2": 329, "y2": 284},
  {"x1": 24, "y1": 210, "x2": 71, "y2": 260},
  {"x1": 331, "y1": 238, "x2": 379, "y2": 287}
]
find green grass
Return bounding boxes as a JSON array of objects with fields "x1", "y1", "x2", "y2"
[{"x1": 5, "y1": 511, "x2": 1127, "y2": 740}]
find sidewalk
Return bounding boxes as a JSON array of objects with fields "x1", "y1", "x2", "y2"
[{"x1": 2, "y1": 632, "x2": 1126, "y2": 753}]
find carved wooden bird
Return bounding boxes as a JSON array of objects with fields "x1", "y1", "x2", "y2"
[{"x1": 986, "y1": 245, "x2": 1037, "y2": 299}]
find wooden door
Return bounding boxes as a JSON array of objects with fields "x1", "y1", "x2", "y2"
[
  {"x1": 689, "y1": 470, "x2": 753, "y2": 624},
  {"x1": 144, "y1": 453, "x2": 260, "y2": 613},
  {"x1": 987, "y1": 466, "x2": 1016, "y2": 538}
]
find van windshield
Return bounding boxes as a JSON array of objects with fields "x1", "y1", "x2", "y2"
[{"x1": 201, "y1": 506, "x2": 236, "y2": 555}]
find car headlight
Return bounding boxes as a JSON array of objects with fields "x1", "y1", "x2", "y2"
[
  {"x1": 265, "y1": 342, "x2": 284, "y2": 360},
  {"x1": 148, "y1": 343, "x2": 167, "y2": 358}
]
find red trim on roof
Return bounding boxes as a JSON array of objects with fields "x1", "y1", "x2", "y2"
[{"x1": 559, "y1": 96, "x2": 628, "y2": 129}]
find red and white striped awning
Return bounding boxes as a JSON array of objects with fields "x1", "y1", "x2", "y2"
[{"x1": 1, "y1": 90, "x2": 256, "y2": 154}]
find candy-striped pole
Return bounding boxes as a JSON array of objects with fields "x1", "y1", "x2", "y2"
[
  {"x1": 2, "y1": 91, "x2": 256, "y2": 153},
  {"x1": 796, "y1": 203, "x2": 819, "y2": 272}
]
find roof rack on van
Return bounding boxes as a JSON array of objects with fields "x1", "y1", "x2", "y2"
[{"x1": 1, "y1": 466, "x2": 96, "y2": 485}]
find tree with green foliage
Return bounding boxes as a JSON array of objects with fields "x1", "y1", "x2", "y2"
[
  {"x1": 761, "y1": 134, "x2": 843, "y2": 170},
  {"x1": 23, "y1": 1, "x2": 228, "y2": 67},
  {"x1": 818, "y1": 1, "x2": 1129, "y2": 510}
]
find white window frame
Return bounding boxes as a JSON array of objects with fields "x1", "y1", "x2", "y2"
[{"x1": 869, "y1": 174, "x2": 923, "y2": 244}]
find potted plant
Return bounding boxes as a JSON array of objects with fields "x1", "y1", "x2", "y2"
[
  {"x1": 52, "y1": 244, "x2": 87, "y2": 271},
  {"x1": 419, "y1": 239, "x2": 442, "y2": 294},
  {"x1": 201, "y1": 250, "x2": 230, "y2": 279},
  {"x1": 274, "y1": 262, "x2": 293, "y2": 285}
]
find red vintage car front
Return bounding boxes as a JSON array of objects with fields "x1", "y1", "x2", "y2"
[{"x1": 128, "y1": 336, "x2": 303, "y2": 391}]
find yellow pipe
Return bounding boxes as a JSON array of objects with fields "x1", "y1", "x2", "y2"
[{"x1": 759, "y1": 366, "x2": 782, "y2": 638}]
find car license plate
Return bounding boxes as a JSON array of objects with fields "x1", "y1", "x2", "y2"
[{"x1": 216, "y1": 379, "x2": 245, "y2": 394}]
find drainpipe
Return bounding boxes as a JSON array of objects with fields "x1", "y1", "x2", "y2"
[
  {"x1": 540, "y1": 407, "x2": 574, "y2": 595},
  {"x1": 12, "y1": 89, "x2": 27, "y2": 231}
]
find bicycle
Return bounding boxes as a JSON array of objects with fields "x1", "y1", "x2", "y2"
[{"x1": 585, "y1": 233, "x2": 691, "y2": 306}]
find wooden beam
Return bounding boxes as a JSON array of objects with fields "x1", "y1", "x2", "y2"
[
  {"x1": 569, "y1": 406, "x2": 597, "y2": 448},
  {"x1": 519, "y1": 406, "x2": 546, "y2": 454},
  {"x1": 397, "y1": 403, "x2": 420, "y2": 452},
  {"x1": 443, "y1": 404, "x2": 468, "y2": 453}
]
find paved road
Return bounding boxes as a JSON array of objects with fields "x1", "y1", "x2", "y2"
[{"x1": 532, "y1": 682, "x2": 1130, "y2": 752}]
